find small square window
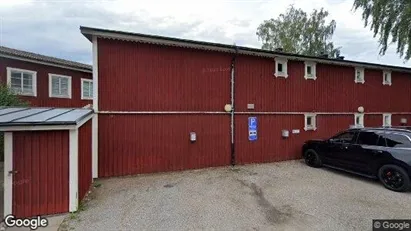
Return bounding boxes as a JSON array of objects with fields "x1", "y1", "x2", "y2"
[
  {"x1": 274, "y1": 57, "x2": 288, "y2": 78},
  {"x1": 383, "y1": 71, "x2": 392, "y2": 86},
  {"x1": 383, "y1": 113, "x2": 391, "y2": 127},
  {"x1": 355, "y1": 67, "x2": 365, "y2": 84},
  {"x1": 304, "y1": 62, "x2": 317, "y2": 80},
  {"x1": 304, "y1": 113, "x2": 317, "y2": 131},
  {"x1": 354, "y1": 113, "x2": 364, "y2": 128},
  {"x1": 49, "y1": 74, "x2": 72, "y2": 98},
  {"x1": 7, "y1": 67, "x2": 37, "y2": 96}
]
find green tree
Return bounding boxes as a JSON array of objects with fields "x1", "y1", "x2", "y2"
[
  {"x1": 0, "y1": 85, "x2": 28, "y2": 106},
  {"x1": 0, "y1": 85, "x2": 28, "y2": 161},
  {"x1": 256, "y1": 5, "x2": 340, "y2": 57},
  {"x1": 353, "y1": 0, "x2": 411, "y2": 60}
]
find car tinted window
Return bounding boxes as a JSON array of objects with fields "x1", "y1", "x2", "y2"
[
  {"x1": 376, "y1": 136, "x2": 387, "y2": 147},
  {"x1": 332, "y1": 131, "x2": 356, "y2": 143},
  {"x1": 382, "y1": 133, "x2": 411, "y2": 148},
  {"x1": 357, "y1": 132, "x2": 379, "y2": 145}
]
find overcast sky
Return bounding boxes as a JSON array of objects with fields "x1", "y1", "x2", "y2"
[{"x1": 0, "y1": 0, "x2": 409, "y2": 67}]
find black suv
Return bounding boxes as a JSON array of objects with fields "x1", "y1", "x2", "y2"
[{"x1": 302, "y1": 127, "x2": 411, "y2": 192}]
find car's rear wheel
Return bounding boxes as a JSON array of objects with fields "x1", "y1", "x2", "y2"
[
  {"x1": 304, "y1": 149, "x2": 322, "y2": 168},
  {"x1": 378, "y1": 165, "x2": 410, "y2": 192}
]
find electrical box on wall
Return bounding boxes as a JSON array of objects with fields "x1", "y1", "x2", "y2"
[
  {"x1": 282, "y1": 130, "x2": 289, "y2": 138},
  {"x1": 190, "y1": 132, "x2": 196, "y2": 142},
  {"x1": 247, "y1": 104, "x2": 255, "y2": 110}
]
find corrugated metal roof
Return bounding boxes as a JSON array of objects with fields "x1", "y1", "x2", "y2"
[
  {"x1": 0, "y1": 107, "x2": 93, "y2": 126},
  {"x1": 0, "y1": 46, "x2": 92, "y2": 73},
  {"x1": 80, "y1": 26, "x2": 411, "y2": 73}
]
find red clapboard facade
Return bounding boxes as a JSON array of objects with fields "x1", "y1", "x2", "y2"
[
  {"x1": 81, "y1": 26, "x2": 411, "y2": 177},
  {"x1": 0, "y1": 46, "x2": 93, "y2": 107}
]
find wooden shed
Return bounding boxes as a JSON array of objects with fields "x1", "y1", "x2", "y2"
[{"x1": 0, "y1": 107, "x2": 94, "y2": 218}]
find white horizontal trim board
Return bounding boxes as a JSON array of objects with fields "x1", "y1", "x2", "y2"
[
  {"x1": 98, "y1": 111, "x2": 411, "y2": 115},
  {"x1": 0, "y1": 125, "x2": 77, "y2": 131},
  {"x1": 0, "y1": 54, "x2": 92, "y2": 73},
  {"x1": 0, "y1": 114, "x2": 94, "y2": 132}
]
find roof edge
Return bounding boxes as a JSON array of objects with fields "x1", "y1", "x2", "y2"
[
  {"x1": 80, "y1": 26, "x2": 411, "y2": 73},
  {"x1": 0, "y1": 46, "x2": 92, "y2": 73}
]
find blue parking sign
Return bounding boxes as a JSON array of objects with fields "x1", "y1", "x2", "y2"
[{"x1": 248, "y1": 117, "x2": 257, "y2": 141}]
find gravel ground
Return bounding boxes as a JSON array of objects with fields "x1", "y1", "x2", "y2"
[{"x1": 64, "y1": 160, "x2": 411, "y2": 231}]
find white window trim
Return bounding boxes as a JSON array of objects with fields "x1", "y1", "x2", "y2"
[
  {"x1": 383, "y1": 113, "x2": 392, "y2": 127},
  {"x1": 6, "y1": 67, "x2": 37, "y2": 97},
  {"x1": 354, "y1": 67, "x2": 365, "y2": 84},
  {"x1": 383, "y1": 70, "x2": 392, "y2": 86},
  {"x1": 304, "y1": 62, "x2": 317, "y2": 80},
  {"x1": 49, "y1": 73, "x2": 72, "y2": 99},
  {"x1": 81, "y1": 78, "x2": 93, "y2": 100},
  {"x1": 274, "y1": 57, "x2": 288, "y2": 78},
  {"x1": 354, "y1": 113, "x2": 364, "y2": 128},
  {"x1": 304, "y1": 113, "x2": 317, "y2": 131}
]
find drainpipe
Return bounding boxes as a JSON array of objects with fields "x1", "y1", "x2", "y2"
[{"x1": 230, "y1": 46, "x2": 239, "y2": 166}]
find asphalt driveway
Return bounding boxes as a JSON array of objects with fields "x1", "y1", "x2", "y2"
[{"x1": 64, "y1": 160, "x2": 411, "y2": 231}]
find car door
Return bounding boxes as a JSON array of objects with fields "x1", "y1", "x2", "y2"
[
  {"x1": 324, "y1": 131, "x2": 358, "y2": 167},
  {"x1": 345, "y1": 131, "x2": 382, "y2": 174}
]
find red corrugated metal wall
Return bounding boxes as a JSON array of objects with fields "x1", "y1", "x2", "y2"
[
  {"x1": 0, "y1": 57, "x2": 92, "y2": 107},
  {"x1": 96, "y1": 38, "x2": 411, "y2": 176},
  {"x1": 235, "y1": 55, "x2": 411, "y2": 112},
  {"x1": 97, "y1": 38, "x2": 232, "y2": 176},
  {"x1": 12, "y1": 131, "x2": 69, "y2": 218},
  {"x1": 365, "y1": 115, "x2": 382, "y2": 127},
  {"x1": 233, "y1": 54, "x2": 411, "y2": 164},
  {"x1": 392, "y1": 114, "x2": 411, "y2": 126},
  {"x1": 78, "y1": 120, "x2": 92, "y2": 201},
  {"x1": 98, "y1": 114, "x2": 230, "y2": 177},
  {"x1": 235, "y1": 115, "x2": 353, "y2": 164},
  {"x1": 97, "y1": 39, "x2": 232, "y2": 111}
]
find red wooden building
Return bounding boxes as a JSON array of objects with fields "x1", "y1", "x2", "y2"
[
  {"x1": 0, "y1": 107, "x2": 93, "y2": 218},
  {"x1": 0, "y1": 46, "x2": 93, "y2": 107},
  {"x1": 80, "y1": 26, "x2": 411, "y2": 178}
]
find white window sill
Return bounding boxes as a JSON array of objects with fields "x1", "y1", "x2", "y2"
[
  {"x1": 13, "y1": 91, "x2": 36, "y2": 97},
  {"x1": 304, "y1": 126, "x2": 317, "y2": 131},
  {"x1": 81, "y1": 96, "x2": 93, "y2": 100},
  {"x1": 50, "y1": 95, "x2": 71, "y2": 99},
  {"x1": 274, "y1": 72, "x2": 288, "y2": 78},
  {"x1": 382, "y1": 82, "x2": 392, "y2": 86},
  {"x1": 354, "y1": 79, "x2": 365, "y2": 84},
  {"x1": 304, "y1": 75, "x2": 317, "y2": 80}
]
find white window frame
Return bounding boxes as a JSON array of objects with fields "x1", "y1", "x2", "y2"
[
  {"x1": 383, "y1": 113, "x2": 392, "y2": 127},
  {"x1": 49, "y1": 74, "x2": 72, "y2": 99},
  {"x1": 354, "y1": 113, "x2": 364, "y2": 128},
  {"x1": 304, "y1": 113, "x2": 317, "y2": 131},
  {"x1": 354, "y1": 67, "x2": 365, "y2": 84},
  {"x1": 6, "y1": 67, "x2": 37, "y2": 97},
  {"x1": 274, "y1": 57, "x2": 288, "y2": 78},
  {"x1": 81, "y1": 78, "x2": 93, "y2": 100},
  {"x1": 383, "y1": 70, "x2": 392, "y2": 86},
  {"x1": 304, "y1": 62, "x2": 317, "y2": 80}
]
